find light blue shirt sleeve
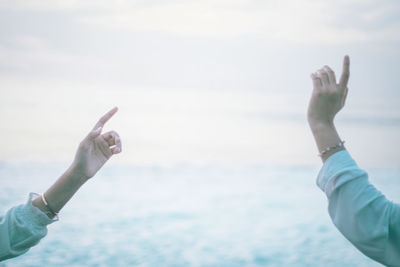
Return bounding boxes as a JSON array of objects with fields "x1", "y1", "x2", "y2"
[
  {"x1": 317, "y1": 150, "x2": 400, "y2": 266},
  {"x1": 0, "y1": 193, "x2": 56, "y2": 261}
]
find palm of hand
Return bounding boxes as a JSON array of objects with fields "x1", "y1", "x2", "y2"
[
  {"x1": 308, "y1": 56, "x2": 350, "y2": 126},
  {"x1": 71, "y1": 107, "x2": 121, "y2": 179},
  {"x1": 73, "y1": 137, "x2": 111, "y2": 178},
  {"x1": 308, "y1": 84, "x2": 347, "y2": 124}
]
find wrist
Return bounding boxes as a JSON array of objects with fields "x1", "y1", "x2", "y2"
[
  {"x1": 308, "y1": 118, "x2": 335, "y2": 132},
  {"x1": 66, "y1": 164, "x2": 90, "y2": 185}
]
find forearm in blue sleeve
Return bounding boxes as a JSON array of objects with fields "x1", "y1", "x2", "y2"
[
  {"x1": 0, "y1": 193, "x2": 56, "y2": 261},
  {"x1": 317, "y1": 150, "x2": 400, "y2": 266}
]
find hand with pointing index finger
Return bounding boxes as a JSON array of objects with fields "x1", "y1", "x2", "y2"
[
  {"x1": 2, "y1": 107, "x2": 123, "y2": 257},
  {"x1": 307, "y1": 55, "x2": 350, "y2": 128},
  {"x1": 71, "y1": 107, "x2": 122, "y2": 180}
]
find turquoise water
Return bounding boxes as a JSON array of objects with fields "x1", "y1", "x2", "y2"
[{"x1": 1, "y1": 162, "x2": 398, "y2": 266}]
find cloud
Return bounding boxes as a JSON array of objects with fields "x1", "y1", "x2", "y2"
[
  {"x1": 0, "y1": 35, "x2": 115, "y2": 79},
  {"x1": 2, "y1": 0, "x2": 400, "y2": 44},
  {"x1": 1, "y1": 0, "x2": 400, "y2": 166},
  {"x1": 67, "y1": 0, "x2": 400, "y2": 44}
]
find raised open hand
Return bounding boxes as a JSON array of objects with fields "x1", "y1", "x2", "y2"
[
  {"x1": 71, "y1": 107, "x2": 122, "y2": 179},
  {"x1": 307, "y1": 55, "x2": 350, "y2": 127}
]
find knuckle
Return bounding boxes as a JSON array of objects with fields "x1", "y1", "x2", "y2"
[
  {"x1": 327, "y1": 88, "x2": 339, "y2": 95},
  {"x1": 314, "y1": 89, "x2": 323, "y2": 96},
  {"x1": 79, "y1": 141, "x2": 89, "y2": 150}
]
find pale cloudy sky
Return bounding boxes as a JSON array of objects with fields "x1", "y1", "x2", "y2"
[{"x1": 0, "y1": 0, "x2": 399, "y2": 167}]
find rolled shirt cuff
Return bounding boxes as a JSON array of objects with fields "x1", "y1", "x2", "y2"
[
  {"x1": 317, "y1": 150, "x2": 368, "y2": 198},
  {"x1": 21, "y1": 193, "x2": 58, "y2": 227}
]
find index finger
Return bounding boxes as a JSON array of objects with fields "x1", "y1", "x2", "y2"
[
  {"x1": 339, "y1": 55, "x2": 350, "y2": 89},
  {"x1": 92, "y1": 107, "x2": 118, "y2": 130}
]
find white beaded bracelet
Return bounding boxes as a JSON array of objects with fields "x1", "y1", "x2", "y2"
[{"x1": 319, "y1": 140, "x2": 345, "y2": 157}]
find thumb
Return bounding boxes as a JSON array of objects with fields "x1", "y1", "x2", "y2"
[{"x1": 339, "y1": 55, "x2": 350, "y2": 89}]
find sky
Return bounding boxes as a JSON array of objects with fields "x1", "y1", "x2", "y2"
[{"x1": 0, "y1": 0, "x2": 400, "y2": 167}]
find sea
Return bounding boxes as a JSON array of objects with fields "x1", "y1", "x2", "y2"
[{"x1": 1, "y1": 162, "x2": 398, "y2": 266}]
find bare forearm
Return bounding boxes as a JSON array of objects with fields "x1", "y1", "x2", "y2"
[
  {"x1": 307, "y1": 56, "x2": 350, "y2": 162},
  {"x1": 31, "y1": 107, "x2": 120, "y2": 219},
  {"x1": 309, "y1": 120, "x2": 345, "y2": 162},
  {"x1": 32, "y1": 167, "x2": 88, "y2": 218}
]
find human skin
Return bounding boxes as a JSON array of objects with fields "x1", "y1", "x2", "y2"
[
  {"x1": 307, "y1": 55, "x2": 350, "y2": 161},
  {"x1": 32, "y1": 107, "x2": 122, "y2": 218},
  {"x1": 307, "y1": 56, "x2": 400, "y2": 266}
]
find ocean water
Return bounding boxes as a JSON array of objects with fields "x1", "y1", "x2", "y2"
[{"x1": 1, "y1": 162, "x2": 398, "y2": 267}]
